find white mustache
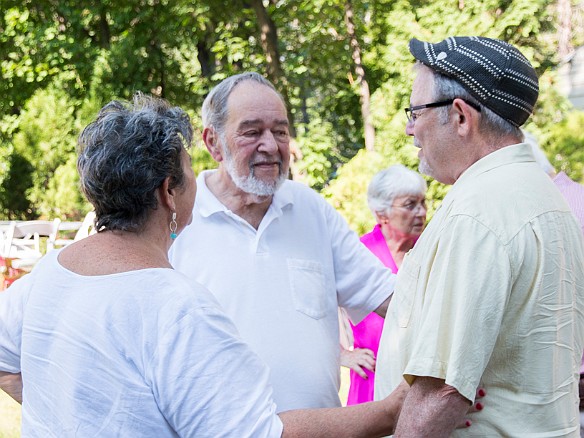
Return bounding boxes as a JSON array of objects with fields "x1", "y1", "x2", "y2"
[{"x1": 253, "y1": 161, "x2": 281, "y2": 166}]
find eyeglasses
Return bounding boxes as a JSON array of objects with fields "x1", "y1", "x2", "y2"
[
  {"x1": 391, "y1": 200, "x2": 427, "y2": 213},
  {"x1": 404, "y1": 99, "x2": 481, "y2": 123}
]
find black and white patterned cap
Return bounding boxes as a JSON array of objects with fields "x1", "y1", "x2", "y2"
[{"x1": 409, "y1": 36, "x2": 539, "y2": 127}]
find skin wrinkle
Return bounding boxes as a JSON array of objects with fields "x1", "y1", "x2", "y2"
[
  {"x1": 395, "y1": 377, "x2": 470, "y2": 437},
  {"x1": 218, "y1": 123, "x2": 288, "y2": 198},
  {"x1": 208, "y1": 80, "x2": 290, "y2": 205}
]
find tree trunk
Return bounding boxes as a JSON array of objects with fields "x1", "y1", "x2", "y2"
[
  {"x1": 344, "y1": 0, "x2": 375, "y2": 151},
  {"x1": 247, "y1": 0, "x2": 297, "y2": 138},
  {"x1": 98, "y1": 6, "x2": 111, "y2": 49},
  {"x1": 196, "y1": 38, "x2": 216, "y2": 79}
]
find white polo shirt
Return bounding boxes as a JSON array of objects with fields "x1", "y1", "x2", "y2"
[{"x1": 170, "y1": 171, "x2": 395, "y2": 412}]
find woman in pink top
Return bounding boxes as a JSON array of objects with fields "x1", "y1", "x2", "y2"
[{"x1": 342, "y1": 164, "x2": 427, "y2": 405}]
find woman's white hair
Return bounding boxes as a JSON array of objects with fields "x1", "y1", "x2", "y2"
[{"x1": 367, "y1": 164, "x2": 427, "y2": 216}]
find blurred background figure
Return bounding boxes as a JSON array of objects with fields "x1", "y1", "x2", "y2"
[
  {"x1": 525, "y1": 130, "x2": 584, "y2": 437},
  {"x1": 525, "y1": 131, "x2": 584, "y2": 234},
  {"x1": 341, "y1": 164, "x2": 427, "y2": 405}
]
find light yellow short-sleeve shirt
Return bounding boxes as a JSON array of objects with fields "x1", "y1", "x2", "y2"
[{"x1": 375, "y1": 143, "x2": 584, "y2": 436}]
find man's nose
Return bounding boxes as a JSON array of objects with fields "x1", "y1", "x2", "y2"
[
  {"x1": 258, "y1": 130, "x2": 279, "y2": 153},
  {"x1": 405, "y1": 119, "x2": 414, "y2": 136}
]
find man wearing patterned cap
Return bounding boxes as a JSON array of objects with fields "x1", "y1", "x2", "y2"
[{"x1": 375, "y1": 36, "x2": 584, "y2": 436}]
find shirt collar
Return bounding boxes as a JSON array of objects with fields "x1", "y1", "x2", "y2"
[
  {"x1": 195, "y1": 169, "x2": 294, "y2": 218},
  {"x1": 454, "y1": 142, "x2": 534, "y2": 188},
  {"x1": 195, "y1": 170, "x2": 229, "y2": 218}
]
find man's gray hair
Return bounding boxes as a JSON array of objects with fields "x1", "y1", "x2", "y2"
[
  {"x1": 367, "y1": 164, "x2": 427, "y2": 216},
  {"x1": 77, "y1": 92, "x2": 193, "y2": 232},
  {"x1": 417, "y1": 63, "x2": 523, "y2": 139},
  {"x1": 202, "y1": 72, "x2": 284, "y2": 134}
]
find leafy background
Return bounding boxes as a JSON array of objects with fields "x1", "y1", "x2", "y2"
[{"x1": 0, "y1": 0, "x2": 582, "y2": 236}]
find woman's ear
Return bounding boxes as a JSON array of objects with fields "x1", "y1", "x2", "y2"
[
  {"x1": 203, "y1": 127, "x2": 224, "y2": 162},
  {"x1": 159, "y1": 176, "x2": 176, "y2": 212},
  {"x1": 375, "y1": 211, "x2": 389, "y2": 225}
]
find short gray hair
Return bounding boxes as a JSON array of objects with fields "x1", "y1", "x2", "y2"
[
  {"x1": 418, "y1": 63, "x2": 523, "y2": 139},
  {"x1": 202, "y1": 72, "x2": 284, "y2": 134},
  {"x1": 367, "y1": 165, "x2": 427, "y2": 215},
  {"x1": 77, "y1": 93, "x2": 193, "y2": 232}
]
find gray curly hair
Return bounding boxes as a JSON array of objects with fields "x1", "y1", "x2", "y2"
[{"x1": 77, "y1": 92, "x2": 193, "y2": 232}]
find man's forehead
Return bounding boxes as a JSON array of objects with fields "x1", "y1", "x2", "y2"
[
  {"x1": 228, "y1": 81, "x2": 283, "y2": 104},
  {"x1": 226, "y1": 83, "x2": 288, "y2": 126},
  {"x1": 237, "y1": 118, "x2": 289, "y2": 128},
  {"x1": 410, "y1": 68, "x2": 434, "y2": 103}
]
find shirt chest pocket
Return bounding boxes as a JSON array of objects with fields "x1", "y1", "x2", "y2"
[
  {"x1": 287, "y1": 258, "x2": 327, "y2": 320},
  {"x1": 396, "y1": 257, "x2": 420, "y2": 328}
]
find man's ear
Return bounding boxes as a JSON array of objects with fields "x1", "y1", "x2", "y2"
[
  {"x1": 452, "y1": 98, "x2": 478, "y2": 137},
  {"x1": 203, "y1": 127, "x2": 224, "y2": 162}
]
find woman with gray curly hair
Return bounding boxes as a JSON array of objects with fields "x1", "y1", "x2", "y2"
[
  {"x1": 342, "y1": 164, "x2": 427, "y2": 405},
  {"x1": 0, "y1": 93, "x2": 422, "y2": 437}
]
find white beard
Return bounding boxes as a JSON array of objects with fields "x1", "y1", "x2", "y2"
[
  {"x1": 222, "y1": 140, "x2": 286, "y2": 197},
  {"x1": 418, "y1": 156, "x2": 434, "y2": 178},
  {"x1": 416, "y1": 138, "x2": 435, "y2": 179}
]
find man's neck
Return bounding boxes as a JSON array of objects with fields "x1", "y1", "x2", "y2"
[
  {"x1": 450, "y1": 133, "x2": 523, "y2": 183},
  {"x1": 205, "y1": 169, "x2": 273, "y2": 230}
]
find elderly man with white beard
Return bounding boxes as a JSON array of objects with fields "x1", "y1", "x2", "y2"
[{"x1": 169, "y1": 72, "x2": 396, "y2": 413}]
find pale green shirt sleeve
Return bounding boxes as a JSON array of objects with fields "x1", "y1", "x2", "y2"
[{"x1": 402, "y1": 214, "x2": 512, "y2": 401}]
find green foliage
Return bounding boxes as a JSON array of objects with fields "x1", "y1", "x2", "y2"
[
  {"x1": 190, "y1": 143, "x2": 218, "y2": 177},
  {"x1": 295, "y1": 120, "x2": 337, "y2": 190},
  {"x1": 42, "y1": 154, "x2": 90, "y2": 220},
  {"x1": 276, "y1": 0, "x2": 366, "y2": 166},
  {"x1": 0, "y1": 148, "x2": 34, "y2": 219},
  {"x1": 0, "y1": 0, "x2": 582, "y2": 227},
  {"x1": 11, "y1": 86, "x2": 78, "y2": 218},
  {"x1": 0, "y1": 2, "x2": 100, "y2": 114},
  {"x1": 74, "y1": 93, "x2": 108, "y2": 134},
  {"x1": 322, "y1": 149, "x2": 385, "y2": 235},
  {"x1": 523, "y1": 69, "x2": 584, "y2": 183},
  {"x1": 542, "y1": 110, "x2": 584, "y2": 183}
]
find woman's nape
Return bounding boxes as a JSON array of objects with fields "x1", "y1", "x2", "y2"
[{"x1": 59, "y1": 93, "x2": 196, "y2": 276}]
